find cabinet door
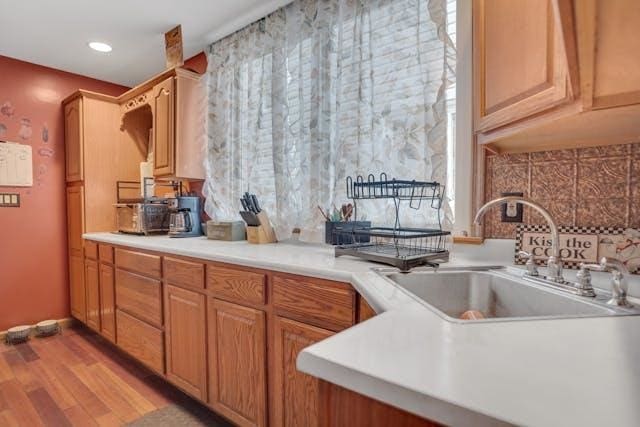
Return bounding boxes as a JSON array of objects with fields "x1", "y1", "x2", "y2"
[
  {"x1": 474, "y1": 0, "x2": 572, "y2": 132},
  {"x1": 165, "y1": 285, "x2": 207, "y2": 400},
  {"x1": 66, "y1": 186, "x2": 84, "y2": 258},
  {"x1": 69, "y1": 254, "x2": 86, "y2": 322},
  {"x1": 64, "y1": 97, "x2": 84, "y2": 182},
  {"x1": 85, "y1": 259, "x2": 100, "y2": 331},
  {"x1": 272, "y1": 317, "x2": 333, "y2": 427},
  {"x1": 581, "y1": 0, "x2": 640, "y2": 109},
  {"x1": 99, "y1": 263, "x2": 116, "y2": 343},
  {"x1": 209, "y1": 298, "x2": 267, "y2": 427},
  {"x1": 153, "y1": 76, "x2": 175, "y2": 177}
]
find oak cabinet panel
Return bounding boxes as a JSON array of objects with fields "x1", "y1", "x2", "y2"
[
  {"x1": 165, "y1": 285, "x2": 207, "y2": 400},
  {"x1": 272, "y1": 275, "x2": 355, "y2": 332},
  {"x1": 209, "y1": 298, "x2": 267, "y2": 427},
  {"x1": 84, "y1": 240, "x2": 98, "y2": 260},
  {"x1": 152, "y1": 76, "x2": 175, "y2": 177},
  {"x1": 69, "y1": 254, "x2": 86, "y2": 322},
  {"x1": 116, "y1": 309, "x2": 164, "y2": 374},
  {"x1": 98, "y1": 244, "x2": 114, "y2": 264},
  {"x1": 357, "y1": 296, "x2": 377, "y2": 323},
  {"x1": 66, "y1": 186, "x2": 84, "y2": 258},
  {"x1": 589, "y1": 0, "x2": 640, "y2": 109},
  {"x1": 115, "y1": 269, "x2": 163, "y2": 327},
  {"x1": 99, "y1": 263, "x2": 116, "y2": 343},
  {"x1": 115, "y1": 248, "x2": 161, "y2": 278},
  {"x1": 474, "y1": 0, "x2": 572, "y2": 132},
  {"x1": 64, "y1": 97, "x2": 83, "y2": 182},
  {"x1": 85, "y1": 259, "x2": 100, "y2": 332},
  {"x1": 206, "y1": 265, "x2": 266, "y2": 306},
  {"x1": 272, "y1": 317, "x2": 333, "y2": 427},
  {"x1": 164, "y1": 257, "x2": 205, "y2": 290},
  {"x1": 318, "y1": 381, "x2": 438, "y2": 427},
  {"x1": 150, "y1": 71, "x2": 205, "y2": 180}
]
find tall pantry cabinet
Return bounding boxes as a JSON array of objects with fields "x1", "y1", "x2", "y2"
[{"x1": 63, "y1": 93, "x2": 143, "y2": 323}]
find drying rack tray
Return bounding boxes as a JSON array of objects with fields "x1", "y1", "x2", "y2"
[{"x1": 335, "y1": 242, "x2": 449, "y2": 271}]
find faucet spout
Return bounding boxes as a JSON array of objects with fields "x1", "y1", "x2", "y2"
[{"x1": 474, "y1": 196, "x2": 563, "y2": 282}]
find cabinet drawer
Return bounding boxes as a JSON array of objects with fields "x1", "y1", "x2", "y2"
[
  {"x1": 164, "y1": 257, "x2": 204, "y2": 290},
  {"x1": 115, "y1": 269, "x2": 162, "y2": 327},
  {"x1": 116, "y1": 309, "x2": 164, "y2": 374},
  {"x1": 84, "y1": 240, "x2": 98, "y2": 260},
  {"x1": 115, "y1": 248, "x2": 161, "y2": 278},
  {"x1": 98, "y1": 244, "x2": 114, "y2": 264},
  {"x1": 206, "y1": 265, "x2": 266, "y2": 305},
  {"x1": 272, "y1": 275, "x2": 355, "y2": 331}
]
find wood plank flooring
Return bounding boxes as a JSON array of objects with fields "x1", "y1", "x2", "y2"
[{"x1": 0, "y1": 326, "x2": 208, "y2": 426}]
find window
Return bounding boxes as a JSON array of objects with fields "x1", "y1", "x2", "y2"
[{"x1": 205, "y1": 0, "x2": 457, "y2": 240}]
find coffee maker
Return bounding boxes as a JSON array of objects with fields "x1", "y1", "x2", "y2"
[{"x1": 169, "y1": 196, "x2": 202, "y2": 238}]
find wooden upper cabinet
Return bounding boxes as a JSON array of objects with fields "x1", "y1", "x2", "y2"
[
  {"x1": 473, "y1": 0, "x2": 573, "y2": 132},
  {"x1": 85, "y1": 258, "x2": 101, "y2": 332},
  {"x1": 208, "y1": 298, "x2": 267, "y2": 427},
  {"x1": 165, "y1": 285, "x2": 207, "y2": 400},
  {"x1": 152, "y1": 76, "x2": 175, "y2": 177},
  {"x1": 583, "y1": 0, "x2": 640, "y2": 110},
  {"x1": 150, "y1": 70, "x2": 205, "y2": 180},
  {"x1": 475, "y1": 0, "x2": 640, "y2": 152},
  {"x1": 272, "y1": 317, "x2": 334, "y2": 427},
  {"x1": 64, "y1": 97, "x2": 84, "y2": 182}
]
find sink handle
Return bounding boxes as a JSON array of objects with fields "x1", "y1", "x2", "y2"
[
  {"x1": 518, "y1": 251, "x2": 539, "y2": 277},
  {"x1": 599, "y1": 257, "x2": 631, "y2": 307}
]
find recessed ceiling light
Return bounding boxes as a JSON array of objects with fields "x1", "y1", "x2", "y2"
[{"x1": 88, "y1": 41, "x2": 112, "y2": 53}]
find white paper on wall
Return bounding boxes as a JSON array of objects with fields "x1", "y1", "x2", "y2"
[{"x1": 0, "y1": 142, "x2": 33, "y2": 187}]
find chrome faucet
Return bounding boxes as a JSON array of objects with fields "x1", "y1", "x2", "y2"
[
  {"x1": 475, "y1": 196, "x2": 564, "y2": 282},
  {"x1": 474, "y1": 196, "x2": 596, "y2": 298},
  {"x1": 581, "y1": 257, "x2": 632, "y2": 307}
]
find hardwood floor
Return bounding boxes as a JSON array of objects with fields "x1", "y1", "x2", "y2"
[{"x1": 0, "y1": 325, "x2": 216, "y2": 426}]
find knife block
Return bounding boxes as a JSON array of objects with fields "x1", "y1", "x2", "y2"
[{"x1": 247, "y1": 211, "x2": 277, "y2": 244}]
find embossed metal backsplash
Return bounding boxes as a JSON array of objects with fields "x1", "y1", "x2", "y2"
[{"x1": 484, "y1": 142, "x2": 640, "y2": 239}]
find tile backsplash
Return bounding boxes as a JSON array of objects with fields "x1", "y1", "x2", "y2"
[{"x1": 484, "y1": 142, "x2": 640, "y2": 239}]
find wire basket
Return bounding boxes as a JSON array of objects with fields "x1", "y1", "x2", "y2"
[
  {"x1": 335, "y1": 173, "x2": 450, "y2": 270},
  {"x1": 334, "y1": 226, "x2": 451, "y2": 271},
  {"x1": 346, "y1": 172, "x2": 444, "y2": 209}
]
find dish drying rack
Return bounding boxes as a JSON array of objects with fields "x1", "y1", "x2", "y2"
[{"x1": 334, "y1": 173, "x2": 451, "y2": 271}]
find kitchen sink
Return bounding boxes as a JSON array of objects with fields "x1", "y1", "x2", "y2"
[{"x1": 379, "y1": 267, "x2": 637, "y2": 323}]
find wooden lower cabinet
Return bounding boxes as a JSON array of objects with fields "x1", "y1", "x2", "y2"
[
  {"x1": 208, "y1": 298, "x2": 267, "y2": 427},
  {"x1": 116, "y1": 309, "x2": 164, "y2": 374},
  {"x1": 84, "y1": 259, "x2": 100, "y2": 332},
  {"x1": 99, "y1": 263, "x2": 116, "y2": 343},
  {"x1": 318, "y1": 381, "x2": 439, "y2": 427},
  {"x1": 164, "y1": 285, "x2": 207, "y2": 400},
  {"x1": 272, "y1": 316, "x2": 334, "y2": 427},
  {"x1": 69, "y1": 254, "x2": 86, "y2": 322}
]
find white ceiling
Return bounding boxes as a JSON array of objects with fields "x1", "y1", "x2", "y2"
[{"x1": 0, "y1": 0, "x2": 292, "y2": 87}]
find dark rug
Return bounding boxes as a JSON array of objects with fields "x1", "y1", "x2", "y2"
[{"x1": 126, "y1": 398, "x2": 232, "y2": 427}]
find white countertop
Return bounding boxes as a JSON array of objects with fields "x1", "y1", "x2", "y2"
[{"x1": 84, "y1": 232, "x2": 640, "y2": 427}]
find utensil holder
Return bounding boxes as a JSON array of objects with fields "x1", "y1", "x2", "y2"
[
  {"x1": 325, "y1": 221, "x2": 372, "y2": 245},
  {"x1": 247, "y1": 211, "x2": 277, "y2": 244}
]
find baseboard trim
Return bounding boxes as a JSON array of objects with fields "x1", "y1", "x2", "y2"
[{"x1": 0, "y1": 317, "x2": 77, "y2": 341}]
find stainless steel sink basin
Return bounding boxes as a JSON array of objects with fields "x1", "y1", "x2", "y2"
[{"x1": 381, "y1": 268, "x2": 635, "y2": 322}]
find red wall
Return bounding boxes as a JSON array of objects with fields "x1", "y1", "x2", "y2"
[{"x1": 0, "y1": 55, "x2": 128, "y2": 331}]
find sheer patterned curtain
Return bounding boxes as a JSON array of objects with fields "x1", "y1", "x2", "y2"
[{"x1": 204, "y1": 0, "x2": 456, "y2": 241}]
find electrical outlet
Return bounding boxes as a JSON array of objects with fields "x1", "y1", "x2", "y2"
[
  {"x1": 501, "y1": 192, "x2": 523, "y2": 223},
  {"x1": 0, "y1": 193, "x2": 20, "y2": 207}
]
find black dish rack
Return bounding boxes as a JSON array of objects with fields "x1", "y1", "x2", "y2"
[{"x1": 334, "y1": 173, "x2": 450, "y2": 271}]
